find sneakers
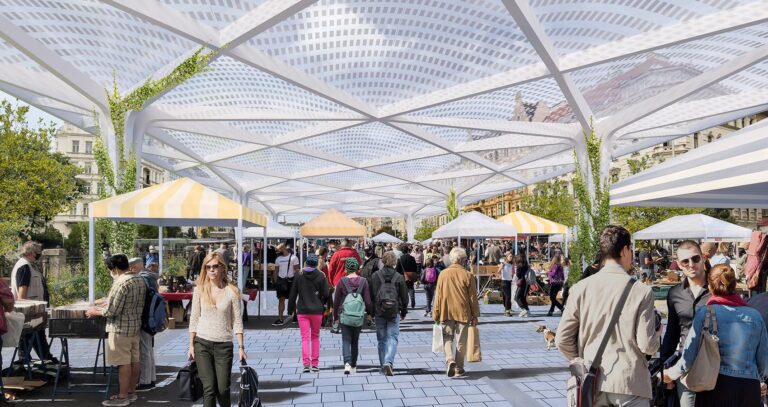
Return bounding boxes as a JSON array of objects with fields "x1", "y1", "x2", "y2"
[
  {"x1": 344, "y1": 363, "x2": 351, "y2": 375},
  {"x1": 272, "y1": 318, "x2": 285, "y2": 326},
  {"x1": 136, "y1": 382, "x2": 155, "y2": 392},
  {"x1": 382, "y1": 363, "x2": 393, "y2": 376},
  {"x1": 311, "y1": 366, "x2": 320, "y2": 373},
  {"x1": 126, "y1": 393, "x2": 138, "y2": 402},
  {"x1": 454, "y1": 369, "x2": 467, "y2": 378},
  {"x1": 504, "y1": 310, "x2": 511, "y2": 317},
  {"x1": 102, "y1": 396, "x2": 130, "y2": 406},
  {"x1": 350, "y1": 366, "x2": 357, "y2": 374},
  {"x1": 446, "y1": 361, "x2": 456, "y2": 377},
  {"x1": 302, "y1": 366, "x2": 310, "y2": 373},
  {"x1": 519, "y1": 309, "x2": 529, "y2": 318}
]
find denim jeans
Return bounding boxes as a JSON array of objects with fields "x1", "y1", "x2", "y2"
[
  {"x1": 676, "y1": 379, "x2": 696, "y2": 407},
  {"x1": 340, "y1": 324, "x2": 362, "y2": 367},
  {"x1": 375, "y1": 316, "x2": 400, "y2": 367},
  {"x1": 423, "y1": 284, "x2": 435, "y2": 312}
]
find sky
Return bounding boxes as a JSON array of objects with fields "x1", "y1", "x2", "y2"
[{"x1": 1, "y1": 90, "x2": 64, "y2": 130}]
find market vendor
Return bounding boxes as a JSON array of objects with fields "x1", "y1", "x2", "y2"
[{"x1": 11, "y1": 241, "x2": 56, "y2": 363}]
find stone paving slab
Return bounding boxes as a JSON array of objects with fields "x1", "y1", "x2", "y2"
[{"x1": 2, "y1": 291, "x2": 574, "y2": 406}]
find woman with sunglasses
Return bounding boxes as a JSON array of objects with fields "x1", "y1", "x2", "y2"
[
  {"x1": 660, "y1": 240, "x2": 710, "y2": 407},
  {"x1": 188, "y1": 252, "x2": 246, "y2": 407}
]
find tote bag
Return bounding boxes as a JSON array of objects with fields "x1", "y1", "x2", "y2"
[
  {"x1": 467, "y1": 325, "x2": 482, "y2": 362},
  {"x1": 178, "y1": 361, "x2": 204, "y2": 401},
  {"x1": 432, "y1": 323, "x2": 443, "y2": 353},
  {"x1": 1, "y1": 312, "x2": 25, "y2": 348},
  {"x1": 679, "y1": 306, "x2": 720, "y2": 392}
]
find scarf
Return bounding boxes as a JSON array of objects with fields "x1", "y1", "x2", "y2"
[{"x1": 706, "y1": 293, "x2": 747, "y2": 307}]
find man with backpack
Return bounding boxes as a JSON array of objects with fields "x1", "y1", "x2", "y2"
[
  {"x1": 432, "y1": 247, "x2": 480, "y2": 378},
  {"x1": 130, "y1": 258, "x2": 164, "y2": 391},
  {"x1": 333, "y1": 258, "x2": 373, "y2": 375},
  {"x1": 370, "y1": 251, "x2": 408, "y2": 376}
]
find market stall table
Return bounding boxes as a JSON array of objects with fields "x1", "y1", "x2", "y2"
[{"x1": 161, "y1": 292, "x2": 193, "y2": 327}]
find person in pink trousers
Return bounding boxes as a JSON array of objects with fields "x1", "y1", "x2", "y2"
[{"x1": 287, "y1": 254, "x2": 330, "y2": 372}]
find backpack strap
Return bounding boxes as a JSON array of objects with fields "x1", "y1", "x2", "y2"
[
  {"x1": 590, "y1": 278, "x2": 636, "y2": 369},
  {"x1": 341, "y1": 277, "x2": 351, "y2": 294}
]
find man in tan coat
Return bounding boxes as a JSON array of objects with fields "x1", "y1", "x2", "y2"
[
  {"x1": 556, "y1": 225, "x2": 660, "y2": 406},
  {"x1": 433, "y1": 247, "x2": 480, "y2": 378}
]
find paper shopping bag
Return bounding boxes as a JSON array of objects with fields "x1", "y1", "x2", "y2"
[
  {"x1": 432, "y1": 323, "x2": 443, "y2": 353},
  {"x1": 467, "y1": 325, "x2": 482, "y2": 362}
]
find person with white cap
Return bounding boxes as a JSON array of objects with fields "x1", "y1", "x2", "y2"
[{"x1": 144, "y1": 245, "x2": 159, "y2": 269}]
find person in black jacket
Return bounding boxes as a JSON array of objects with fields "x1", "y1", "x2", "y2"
[
  {"x1": 287, "y1": 254, "x2": 330, "y2": 373},
  {"x1": 396, "y1": 244, "x2": 418, "y2": 309},
  {"x1": 370, "y1": 251, "x2": 408, "y2": 376},
  {"x1": 660, "y1": 240, "x2": 709, "y2": 407},
  {"x1": 514, "y1": 255, "x2": 531, "y2": 318}
]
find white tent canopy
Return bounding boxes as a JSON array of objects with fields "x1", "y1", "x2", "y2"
[
  {"x1": 633, "y1": 214, "x2": 753, "y2": 241},
  {"x1": 243, "y1": 220, "x2": 297, "y2": 239},
  {"x1": 612, "y1": 120, "x2": 768, "y2": 209},
  {"x1": 371, "y1": 232, "x2": 403, "y2": 244},
  {"x1": 433, "y1": 211, "x2": 518, "y2": 239}
]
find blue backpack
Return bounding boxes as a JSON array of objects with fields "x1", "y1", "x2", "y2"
[{"x1": 141, "y1": 276, "x2": 167, "y2": 335}]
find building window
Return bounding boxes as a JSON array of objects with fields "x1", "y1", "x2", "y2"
[
  {"x1": 85, "y1": 141, "x2": 92, "y2": 154},
  {"x1": 83, "y1": 205, "x2": 88, "y2": 216},
  {"x1": 72, "y1": 140, "x2": 80, "y2": 153},
  {"x1": 84, "y1": 164, "x2": 91, "y2": 174},
  {"x1": 144, "y1": 168, "x2": 151, "y2": 185}
]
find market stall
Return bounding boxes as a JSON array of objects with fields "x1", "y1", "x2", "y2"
[
  {"x1": 432, "y1": 211, "x2": 518, "y2": 292},
  {"x1": 88, "y1": 177, "x2": 268, "y2": 303},
  {"x1": 243, "y1": 220, "x2": 298, "y2": 313},
  {"x1": 371, "y1": 232, "x2": 403, "y2": 244},
  {"x1": 497, "y1": 211, "x2": 569, "y2": 260}
]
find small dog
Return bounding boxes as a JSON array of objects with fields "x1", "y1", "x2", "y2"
[{"x1": 536, "y1": 325, "x2": 556, "y2": 351}]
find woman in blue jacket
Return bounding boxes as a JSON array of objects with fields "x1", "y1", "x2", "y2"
[{"x1": 665, "y1": 264, "x2": 768, "y2": 407}]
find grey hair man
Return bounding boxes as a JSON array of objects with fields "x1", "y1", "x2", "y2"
[
  {"x1": 12, "y1": 241, "x2": 56, "y2": 362},
  {"x1": 432, "y1": 247, "x2": 480, "y2": 377},
  {"x1": 135, "y1": 259, "x2": 159, "y2": 391}
]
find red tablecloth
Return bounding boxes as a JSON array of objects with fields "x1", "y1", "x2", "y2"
[{"x1": 161, "y1": 292, "x2": 193, "y2": 301}]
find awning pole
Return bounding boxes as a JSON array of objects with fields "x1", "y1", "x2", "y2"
[
  {"x1": 475, "y1": 238, "x2": 480, "y2": 293},
  {"x1": 237, "y1": 217, "x2": 244, "y2": 290},
  {"x1": 159, "y1": 226, "x2": 164, "y2": 276},
  {"x1": 88, "y1": 215, "x2": 95, "y2": 304},
  {"x1": 262, "y1": 228, "x2": 268, "y2": 314},
  {"x1": 250, "y1": 238, "x2": 254, "y2": 281}
]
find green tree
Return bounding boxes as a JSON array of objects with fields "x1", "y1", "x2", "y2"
[
  {"x1": 186, "y1": 227, "x2": 197, "y2": 239},
  {"x1": 520, "y1": 179, "x2": 576, "y2": 226},
  {"x1": 64, "y1": 222, "x2": 86, "y2": 256},
  {"x1": 0, "y1": 100, "x2": 82, "y2": 255},
  {"x1": 414, "y1": 220, "x2": 439, "y2": 242},
  {"x1": 30, "y1": 225, "x2": 64, "y2": 249}
]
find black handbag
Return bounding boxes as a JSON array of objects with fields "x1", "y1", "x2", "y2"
[
  {"x1": 178, "y1": 361, "x2": 204, "y2": 401},
  {"x1": 238, "y1": 360, "x2": 262, "y2": 407}
]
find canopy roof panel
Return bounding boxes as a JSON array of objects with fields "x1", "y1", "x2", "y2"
[
  {"x1": 497, "y1": 211, "x2": 567, "y2": 235},
  {"x1": 432, "y1": 211, "x2": 518, "y2": 239},
  {"x1": 3, "y1": 0, "x2": 768, "y2": 219},
  {"x1": 632, "y1": 214, "x2": 754, "y2": 241},
  {"x1": 299, "y1": 208, "x2": 367, "y2": 237}
]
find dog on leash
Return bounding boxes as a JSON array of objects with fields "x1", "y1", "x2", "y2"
[{"x1": 536, "y1": 325, "x2": 556, "y2": 351}]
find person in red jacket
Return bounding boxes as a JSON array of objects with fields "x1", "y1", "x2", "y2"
[{"x1": 328, "y1": 239, "x2": 362, "y2": 286}]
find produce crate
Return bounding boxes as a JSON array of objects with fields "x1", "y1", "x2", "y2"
[{"x1": 49, "y1": 317, "x2": 106, "y2": 339}]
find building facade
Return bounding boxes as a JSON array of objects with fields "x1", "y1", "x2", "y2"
[{"x1": 51, "y1": 124, "x2": 169, "y2": 237}]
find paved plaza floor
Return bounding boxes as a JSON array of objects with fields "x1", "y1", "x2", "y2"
[{"x1": 3, "y1": 290, "x2": 571, "y2": 406}]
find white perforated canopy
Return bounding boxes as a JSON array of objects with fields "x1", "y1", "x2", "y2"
[{"x1": 2, "y1": 0, "x2": 768, "y2": 220}]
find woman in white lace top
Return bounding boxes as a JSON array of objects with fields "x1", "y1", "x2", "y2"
[{"x1": 188, "y1": 252, "x2": 245, "y2": 407}]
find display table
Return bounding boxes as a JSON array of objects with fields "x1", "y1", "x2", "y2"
[{"x1": 161, "y1": 292, "x2": 193, "y2": 327}]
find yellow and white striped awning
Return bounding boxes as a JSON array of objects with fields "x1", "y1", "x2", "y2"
[
  {"x1": 90, "y1": 178, "x2": 267, "y2": 227},
  {"x1": 496, "y1": 211, "x2": 567, "y2": 235}
]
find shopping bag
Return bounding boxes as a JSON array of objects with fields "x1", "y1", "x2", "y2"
[
  {"x1": 178, "y1": 361, "x2": 204, "y2": 401},
  {"x1": 432, "y1": 323, "x2": 443, "y2": 353},
  {"x1": 238, "y1": 361, "x2": 262, "y2": 407},
  {"x1": 1, "y1": 312, "x2": 25, "y2": 348},
  {"x1": 466, "y1": 325, "x2": 482, "y2": 362}
]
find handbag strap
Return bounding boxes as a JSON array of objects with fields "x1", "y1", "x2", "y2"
[{"x1": 591, "y1": 278, "x2": 636, "y2": 369}]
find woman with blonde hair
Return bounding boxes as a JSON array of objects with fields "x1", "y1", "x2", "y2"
[
  {"x1": 710, "y1": 242, "x2": 731, "y2": 266},
  {"x1": 188, "y1": 252, "x2": 245, "y2": 407}
]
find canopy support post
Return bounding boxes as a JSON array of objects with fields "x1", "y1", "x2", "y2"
[
  {"x1": 250, "y1": 238, "x2": 254, "y2": 281},
  {"x1": 262, "y1": 228, "x2": 268, "y2": 314},
  {"x1": 88, "y1": 214, "x2": 95, "y2": 304},
  {"x1": 158, "y1": 226, "x2": 163, "y2": 276},
  {"x1": 237, "y1": 217, "x2": 244, "y2": 291},
  {"x1": 475, "y1": 238, "x2": 480, "y2": 293}
]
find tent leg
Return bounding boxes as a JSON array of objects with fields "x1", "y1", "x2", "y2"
[
  {"x1": 250, "y1": 239, "x2": 254, "y2": 281},
  {"x1": 475, "y1": 239, "x2": 480, "y2": 293},
  {"x1": 237, "y1": 217, "x2": 244, "y2": 291},
  {"x1": 158, "y1": 226, "x2": 163, "y2": 276},
  {"x1": 88, "y1": 216, "x2": 95, "y2": 304},
  {"x1": 526, "y1": 238, "x2": 530, "y2": 263},
  {"x1": 262, "y1": 230, "x2": 268, "y2": 315}
]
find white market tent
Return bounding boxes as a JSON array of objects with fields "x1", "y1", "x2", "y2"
[
  {"x1": 243, "y1": 219, "x2": 298, "y2": 311},
  {"x1": 432, "y1": 211, "x2": 518, "y2": 291},
  {"x1": 3, "y1": 1, "x2": 768, "y2": 236},
  {"x1": 88, "y1": 178, "x2": 267, "y2": 302},
  {"x1": 612, "y1": 120, "x2": 768, "y2": 209},
  {"x1": 371, "y1": 232, "x2": 403, "y2": 244},
  {"x1": 633, "y1": 214, "x2": 753, "y2": 241}
]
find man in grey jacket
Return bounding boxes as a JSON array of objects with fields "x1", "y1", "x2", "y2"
[{"x1": 556, "y1": 225, "x2": 661, "y2": 406}]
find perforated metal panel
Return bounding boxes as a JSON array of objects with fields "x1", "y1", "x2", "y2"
[{"x1": 1, "y1": 0, "x2": 766, "y2": 219}]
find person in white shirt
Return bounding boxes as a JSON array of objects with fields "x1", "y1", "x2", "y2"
[
  {"x1": 498, "y1": 253, "x2": 517, "y2": 317},
  {"x1": 709, "y1": 242, "x2": 732, "y2": 266},
  {"x1": 273, "y1": 243, "x2": 300, "y2": 326}
]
